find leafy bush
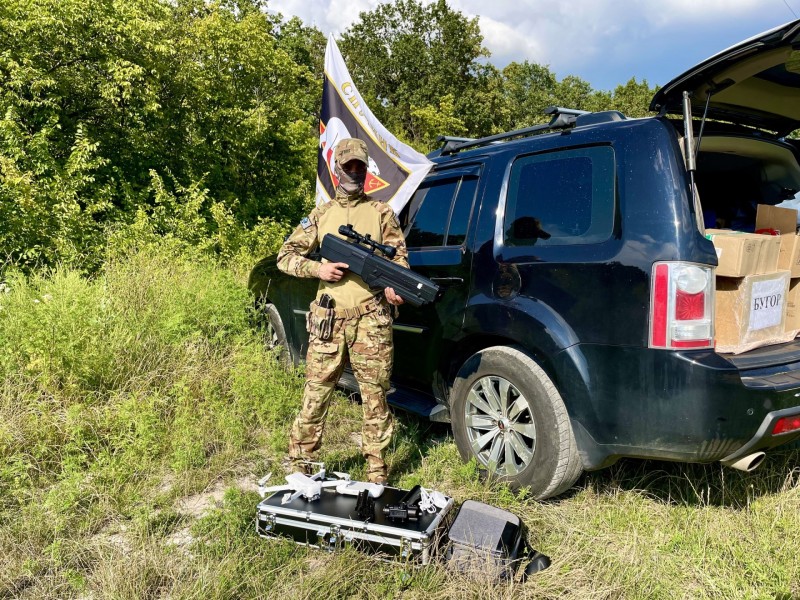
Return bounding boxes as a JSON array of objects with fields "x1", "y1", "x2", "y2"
[
  {"x1": 0, "y1": 0, "x2": 316, "y2": 270},
  {"x1": 0, "y1": 248, "x2": 297, "y2": 508},
  {"x1": 104, "y1": 169, "x2": 290, "y2": 270}
]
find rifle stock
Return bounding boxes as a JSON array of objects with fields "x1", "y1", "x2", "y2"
[{"x1": 320, "y1": 233, "x2": 439, "y2": 307}]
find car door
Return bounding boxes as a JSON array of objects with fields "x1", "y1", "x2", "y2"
[{"x1": 392, "y1": 164, "x2": 482, "y2": 393}]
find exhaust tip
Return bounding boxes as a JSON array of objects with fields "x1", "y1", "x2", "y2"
[{"x1": 721, "y1": 452, "x2": 766, "y2": 472}]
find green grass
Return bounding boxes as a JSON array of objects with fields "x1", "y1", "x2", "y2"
[{"x1": 1, "y1": 252, "x2": 798, "y2": 599}]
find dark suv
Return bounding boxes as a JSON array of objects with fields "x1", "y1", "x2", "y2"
[{"x1": 249, "y1": 20, "x2": 800, "y2": 499}]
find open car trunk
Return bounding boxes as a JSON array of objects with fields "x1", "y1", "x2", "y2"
[
  {"x1": 655, "y1": 15, "x2": 800, "y2": 230},
  {"x1": 688, "y1": 127, "x2": 800, "y2": 359},
  {"x1": 694, "y1": 130, "x2": 800, "y2": 231},
  {"x1": 652, "y1": 18, "x2": 800, "y2": 360}
]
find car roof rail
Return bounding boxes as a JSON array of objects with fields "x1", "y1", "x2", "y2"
[
  {"x1": 574, "y1": 110, "x2": 627, "y2": 127},
  {"x1": 438, "y1": 106, "x2": 590, "y2": 156},
  {"x1": 434, "y1": 136, "x2": 476, "y2": 155}
]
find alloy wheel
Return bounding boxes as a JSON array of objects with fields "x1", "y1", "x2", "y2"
[{"x1": 464, "y1": 375, "x2": 537, "y2": 476}]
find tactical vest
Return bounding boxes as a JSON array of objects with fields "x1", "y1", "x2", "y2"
[{"x1": 316, "y1": 193, "x2": 385, "y2": 309}]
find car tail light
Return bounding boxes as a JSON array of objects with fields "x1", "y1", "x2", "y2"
[
  {"x1": 772, "y1": 414, "x2": 800, "y2": 435},
  {"x1": 650, "y1": 262, "x2": 714, "y2": 349}
]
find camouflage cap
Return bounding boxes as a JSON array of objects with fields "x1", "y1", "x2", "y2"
[{"x1": 334, "y1": 138, "x2": 369, "y2": 165}]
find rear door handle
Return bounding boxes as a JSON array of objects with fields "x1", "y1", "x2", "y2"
[{"x1": 429, "y1": 277, "x2": 464, "y2": 285}]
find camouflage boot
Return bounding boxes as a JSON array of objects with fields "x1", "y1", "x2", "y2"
[
  {"x1": 286, "y1": 457, "x2": 313, "y2": 476},
  {"x1": 366, "y1": 456, "x2": 388, "y2": 485}
]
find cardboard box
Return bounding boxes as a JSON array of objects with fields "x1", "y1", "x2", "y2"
[
  {"x1": 755, "y1": 204, "x2": 800, "y2": 277},
  {"x1": 715, "y1": 270, "x2": 793, "y2": 354},
  {"x1": 785, "y1": 278, "x2": 800, "y2": 334},
  {"x1": 705, "y1": 229, "x2": 781, "y2": 276}
]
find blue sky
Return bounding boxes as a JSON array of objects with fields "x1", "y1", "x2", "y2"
[{"x1": 267, "y1": 0, "x2": 800, "y2": 91}]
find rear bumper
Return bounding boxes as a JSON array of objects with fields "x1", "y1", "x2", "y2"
[
  {"x1": 555, "y1": 343, "x2": 800, "y2": 468},
  {"x1": 720, "y1": 405, "x2": 800, "y2": 461}
]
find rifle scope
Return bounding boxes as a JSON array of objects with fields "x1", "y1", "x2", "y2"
[{"x1": 338, "y1": 224, "x2": 397, "y2": 259}]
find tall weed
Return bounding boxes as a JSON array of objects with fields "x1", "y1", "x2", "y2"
[{"x1": 0, "y1": 247, "x2": 297, "y2": 519}]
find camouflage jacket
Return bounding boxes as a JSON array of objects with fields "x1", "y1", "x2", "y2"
[{"x1": 277, "y1": 189, "x2": 409, "y2": 308}]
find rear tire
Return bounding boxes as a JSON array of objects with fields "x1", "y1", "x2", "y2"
[
  {"x1": 256, "y1": 302, "x2": 292, "y2": 366},
  {"x1": 451, "y1": 346, "x2": 582, "y2": 499}
]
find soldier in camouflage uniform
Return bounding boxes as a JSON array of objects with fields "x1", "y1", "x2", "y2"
[{"x1": 277, "y1": 138, "x2": 409, "y2": 484}]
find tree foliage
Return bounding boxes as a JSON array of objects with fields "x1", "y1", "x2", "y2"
[
  {"x1": 606, "y1": 77, "x2": 658, "y2": 118},
  {"x1": 0, "y1": 0, "x2": 659, "y2": 270},
  {"x1": 339, "y1": 0, "x2": 657, "y2": 150},
  {"x1": 500, "y1": 61, "x2": 560, "y2": 130},
  {"x1": 339, "y1": 0, "x2": 488, "y2": 147},
  {"x1": 1, "y1": 0, "x2": 319, "y2": 269}
]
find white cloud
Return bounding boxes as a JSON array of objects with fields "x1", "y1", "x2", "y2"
[
  {"x1": 477, "y1": 16, "x2": 543, "y2": 63},
  {"x1": 323, "y1": 0, "x2": 382, "y2": 31},
  {"x1": 266, "y1": 0, "x2": 798, "y2": 88},
  {"x1": 448, "y1": 0, "x2": 783, "y2": 65},
  {"x1": 268, "y1": 0, "x2": 389, "y2": 34},
  {"x1": 641, "y1": 0, "x2": 765, "y2": 24}
]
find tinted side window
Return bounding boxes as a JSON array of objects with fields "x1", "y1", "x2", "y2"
[
  {"x1": 504, "y1": 146, "x2": 615, "y2": 246},
  {"x1": 446, "y1": 177, "x2": 478, "y2": 246},
  {"x1": 404, "y1": 179, "x2": 457, "y2": 247}
]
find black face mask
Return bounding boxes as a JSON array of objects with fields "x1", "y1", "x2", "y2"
[{"x1": 335, "y1": 163, "x2": 366, "y2": 195}]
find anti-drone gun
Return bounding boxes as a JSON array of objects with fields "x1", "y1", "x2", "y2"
[{"x1": 320, "y1": 225, "x2": 439, "y2": 307}]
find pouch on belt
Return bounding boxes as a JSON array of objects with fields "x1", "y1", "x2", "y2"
[{"x1": 307, "y1": 294, "x2": 336, "y2": 341}]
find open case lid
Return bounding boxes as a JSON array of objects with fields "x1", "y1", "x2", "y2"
[{"x1": 650, "y1": 19, "x2": 800, "y2": 136}]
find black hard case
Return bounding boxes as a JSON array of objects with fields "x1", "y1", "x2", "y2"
[
  {"x1": 444, "y1": 499, "x2": 550, "y2": 579},
  {"x1": 256, "y1": 485, "x2": 453, "y2": 564}
]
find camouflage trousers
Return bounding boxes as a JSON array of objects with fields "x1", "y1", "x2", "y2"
[{"x1": 289, "y1": 301, "x2": 394, "y2": 482}]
